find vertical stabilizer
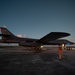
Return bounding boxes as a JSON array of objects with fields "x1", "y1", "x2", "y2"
[
  {"x1": 0, "y1": 27, "x2": 15, "y2": 39},
  {"x1": 0, "y1": 27, "x2": 14, "y2": 35}
]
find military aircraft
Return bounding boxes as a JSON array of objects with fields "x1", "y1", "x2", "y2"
[{"x1": 0, "y1": 27, "x2": 70, "y2": 49}]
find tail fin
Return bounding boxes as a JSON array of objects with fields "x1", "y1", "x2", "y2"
[{"x1": 0, "y1": 27, "x2": 15, "y2": 39}]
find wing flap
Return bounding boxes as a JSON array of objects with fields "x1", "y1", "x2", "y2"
[{"x1": 37, "y1": 32, "x2": 70, "y2": 43}]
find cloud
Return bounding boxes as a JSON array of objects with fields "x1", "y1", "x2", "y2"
[{"x1": 17, "y1": 34, "x2": 27, "y2": 38}]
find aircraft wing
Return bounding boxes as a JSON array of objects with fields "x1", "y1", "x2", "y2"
[{"x1": 37, "y1": 32, "x2": 70, "y2": 43}]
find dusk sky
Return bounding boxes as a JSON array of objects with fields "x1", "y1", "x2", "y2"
[{"x1": 0, "y1": 0, "x2": 75, "y2": 42}]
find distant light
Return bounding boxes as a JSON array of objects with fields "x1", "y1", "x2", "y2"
[
  {"x1": 41, "y1": 45, "x2": 43, "y2": 48},
  {"x1": 62, "y1": 44, "x2": 65, "y2": 47}
]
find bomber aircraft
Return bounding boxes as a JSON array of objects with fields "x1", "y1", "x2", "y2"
[{"x1": 0, "y1": 27, "x2": 70, "y2": 49}]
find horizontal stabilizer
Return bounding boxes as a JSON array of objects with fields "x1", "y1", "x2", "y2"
[
  {"x1": 0, "y1": 34, "x2": 11, "y2": 36},
  {"x1": 37, "y1": 32, "x2": 70, "y2": 43}
]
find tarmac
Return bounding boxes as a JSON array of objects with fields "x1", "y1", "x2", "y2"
[{"x1": 0, "y1": 47, "x2": 75, "y2": 75}]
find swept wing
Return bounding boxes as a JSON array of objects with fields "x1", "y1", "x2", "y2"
[{"x1": 37, "y1": 32, "x2": 70, "y2": 43}]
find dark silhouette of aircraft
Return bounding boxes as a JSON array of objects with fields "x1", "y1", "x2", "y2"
[{"x1": 0, "y1": 27, "x2": 70, "y2": 49}]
